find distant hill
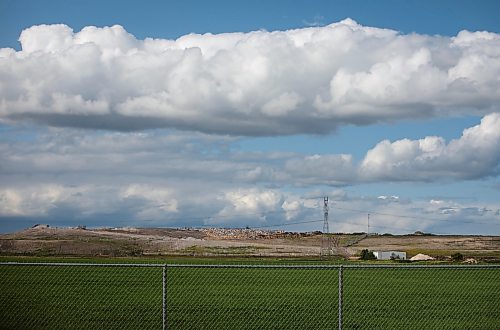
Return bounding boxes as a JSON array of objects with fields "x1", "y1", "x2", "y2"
[{"x1": 1, "y1": 226, "x2": 499, "y2": 261}]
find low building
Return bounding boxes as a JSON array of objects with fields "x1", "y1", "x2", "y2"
[{"x1": 373, "y1": 251, "x2": 406, "y2": 260}]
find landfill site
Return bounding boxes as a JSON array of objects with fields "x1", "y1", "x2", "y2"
[{"x1": 1, "y1": 225, "x2": 499, "y2": 262}]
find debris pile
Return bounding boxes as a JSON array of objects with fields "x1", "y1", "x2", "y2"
[{"x1": 410, "y1": 253, "x2": 435, "y2": 261}]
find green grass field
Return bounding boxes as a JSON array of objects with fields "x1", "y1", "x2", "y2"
[
  {"x1": 0, "y1": 265, "x2": 162, "y2": 329},
  {"x1": 0, "y1": 259, "x2": 499, "y2": 329}
]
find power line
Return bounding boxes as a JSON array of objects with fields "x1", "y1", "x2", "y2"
[
  {"x1": 114, "y1": 197, "x2": 499, "y2": 235},
  {"x1": 333, "y1": 218, "x2": 498, "y2": 236},
  {"x1": 136, "y1": 209, "x2": 284, "y2": 224},
  {"x1": 333, "y1": 205, "x2": 500, "y2": 226},
  {"x1": 253, "y1": 219, "x2": 324, "y2": 229}
]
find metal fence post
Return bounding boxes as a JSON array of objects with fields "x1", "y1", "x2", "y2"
[
  {"x1": 163, "y1": 264, "x2": 167, "y2": 330},
  {"x1": 338, "y1": 265, "x2": 343, "y2": 330}
]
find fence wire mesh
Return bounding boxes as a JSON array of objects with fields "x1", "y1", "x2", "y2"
[
  {"x1": 0, "y1": 263, "x2": 499, "y2": 329},
  {"x1": 0, "y1": 264, "x2": 162, "y2": 329},
  {"x1": 342, "y1": 266, "x2": 500, "y2": 330},
  {"x1": 167, "y1": 266, "x2": 338, "y2": 329}
]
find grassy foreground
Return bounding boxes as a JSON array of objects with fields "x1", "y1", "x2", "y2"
[{"x1": 0, "y1": 259, "x2": 499, "y2": 329}]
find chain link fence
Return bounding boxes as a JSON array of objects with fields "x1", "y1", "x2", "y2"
[
  {"x1": 0, "y1": 263, "x2": 163, "y2": 329},
  {"x1": 1, "y1": 263, "x2": 499, "y2": 329},
  {"x1": 342, "y1": 265, "x2": 499, "y2": 329},
  {"x1": 167, "y1": 265, "x2": 339, "y2": 329}
]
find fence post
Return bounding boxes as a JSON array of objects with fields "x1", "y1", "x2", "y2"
[
  {"x1": 338, "y1": 265, "x2": 343, "y2": 330},
  {"x1": 163, "y1": 264, "x2": 167, "y2": 330}
]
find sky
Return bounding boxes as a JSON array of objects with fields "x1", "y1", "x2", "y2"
[{"x1": 1, "y1": 0, "x2": 500, "y2": 234}]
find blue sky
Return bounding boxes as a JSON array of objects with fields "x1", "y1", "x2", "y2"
[
  {"x1": 1, "y1": 0, "x2": 499, "y2": 234},
  {"x1": 2, "y1": 0, "x2": 499, "y2": 45}
]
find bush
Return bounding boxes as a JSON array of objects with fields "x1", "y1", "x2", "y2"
[
  {"x1": 360, "y1": 249, "x2": 376, "y2": 260},
  {"x1": 451, "y1": 252, "x2": 464, "y2": 262},
  {"x1": 390, "y1": 253, "x2": 400, "y2": 260}
]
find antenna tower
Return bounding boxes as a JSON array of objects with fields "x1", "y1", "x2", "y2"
[{"x1": 320, "y1": 196, "x2": 332, "y2": 257}]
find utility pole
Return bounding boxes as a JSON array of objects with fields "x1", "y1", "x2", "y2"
[
  {"x1": 367, "y1": 213, "x2": 370, "y2": 236},
  {"x1": 321, "y1": 197, "x2": 331, "y2": 257}
]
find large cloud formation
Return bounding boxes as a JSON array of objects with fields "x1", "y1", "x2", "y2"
[
  {"x1": 1, "y1": 19, "x2": 499, "y2": 135},
  {"x1": 1, "y1": 114, "x2": 499, "y2": 233},
  {"x1": 1, "y1": 114, "x2": 500, "y2": 191}
]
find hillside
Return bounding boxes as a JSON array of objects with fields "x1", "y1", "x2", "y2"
[{"x1": 1, "y1": 225, "x2": 499, "y2": 260}]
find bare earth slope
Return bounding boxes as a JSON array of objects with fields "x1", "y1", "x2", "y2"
[{"x1": 1, "y1": 226, "x2": 499, "y2": 259}]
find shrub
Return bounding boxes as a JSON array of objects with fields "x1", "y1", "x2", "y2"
[
  {"x1": 451, "y1": 252, "x2": 464, "y2": 262},
  {"x1": 390, "y1": 253, "x2": 400, "y2": 260},
  {"x1": 360, "y1": 249, "x2": 376, "y2": 260}
]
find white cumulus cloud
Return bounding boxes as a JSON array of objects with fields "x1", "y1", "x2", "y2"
[
  {"x1": 360, "y1": 113, "x2": 500, "y2": 180},
  {"x1": 1, "y1": 19, "x2": 499, "y2": 135}
]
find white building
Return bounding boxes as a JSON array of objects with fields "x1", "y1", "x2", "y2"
[{"x1": 373, "y1": 251, "x2": 406, "y2": 260}]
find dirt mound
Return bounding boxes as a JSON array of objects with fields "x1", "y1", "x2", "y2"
[{"x1": 410, "y1": 253, "x2": 435, "y2": 261}]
